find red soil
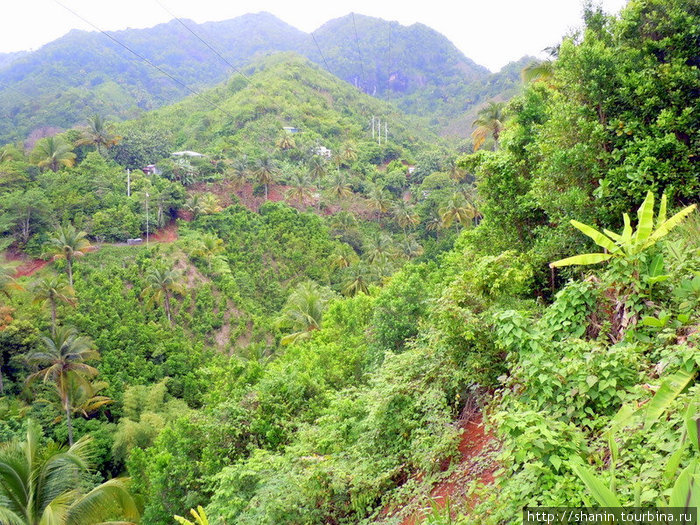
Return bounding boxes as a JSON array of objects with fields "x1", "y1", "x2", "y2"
[
  {"x1": 13, "y1": 259, "x2": 49, "y2": 278},
  {"x1": 150, "y1": 221, "x2": 179, "y2": 243},
  {"x1": 382, "y1": 413, "x2": 497, "y2": 525}
]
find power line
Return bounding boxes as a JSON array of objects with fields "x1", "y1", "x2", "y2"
[
  {"x1": 154, "y1": 0, "x2": 250, "y2": 83},
  {"x1": 52, "y1": 0, "x2": 237, "y2": 120},
  {"x1": 350, "y1": 13, "x2": 367, "y2": 92},
  {"x1": 310, "y1": 31, "x2": 331, "y2": 73}
]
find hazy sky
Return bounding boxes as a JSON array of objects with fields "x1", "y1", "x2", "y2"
[{"x1": 4, "y1": 0, "x2": 628, "y2": 72}]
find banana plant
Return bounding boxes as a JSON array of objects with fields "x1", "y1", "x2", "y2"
[
  {"x1": 550, "y1": 192, "x2": 696, "y2": 268},
  {"x1": 570, "y1": 368, "x2": 698, "y2": 514},
  {"x1": 174, "y1": 506, "x2": 209, "y2": 525}
]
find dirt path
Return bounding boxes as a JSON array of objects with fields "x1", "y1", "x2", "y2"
[
  {"x1": 13, "y1": 259, "x2": 49, "y2": 278},
  {"x1": 381, "y1": 413, "x2": 498, "y2": 524}
]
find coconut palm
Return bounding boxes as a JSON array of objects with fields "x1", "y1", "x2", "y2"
[
  {"x1": 340, "y1": 143, "x2": 358, "y2": 164},
  {"x1": 229, "y1": 156, "x2": 249, "y2": 189},
  {"x1": 392, "y1": 200, "x2": 419, "y2": 233},
  {"x1": 286, "y1": 172, "x2": 314, "y2": 207},
  {"x1": 0, "y1": 421, "x2": 139, "y2": 525},
  {"x1": 276, "y1": 132, "x2": 296, "y2": 151},
  {"x1": 331, "y1": 243, "x2": 358, "y2": 270},
  {"x1": 30, "y1": 136, "x2": 76, "y2": 172},
  {"x1": 521, "y1": 60, "x2": 555, "y2": 84},
  {"x1": 253, "y1": 156, "x2": 278, "y2": 200},
  {"x1": 26, "y1": 326, "x2": 99, "y2": 445},
  {"x1": 367, "y1": 185, "x2": 392, "y2": 223},
  {"x1": 142, "y1": 266, "x2": 184, "y2": 324},
  {"x1": 471, "y1": 101, "x2": 507, "y2": 151},
  {"x1": 440, "y1": 195, "x2": 479, "y2": 229},
  {"x1": 32, "y1": 275, "x2": 76, "y2": 335},
  {"x1": 365, "y1": 232, "x2": 395, "y2": 264},
  {"x1": 342, "y1": 264, "x2": 371, "y2": 296},
  {"x1": 76, "y1": 114, "x2": 121, "y2": 155},
  {"x1": 308, "y1": 154, "x2": 327, "y2": 182},
  {"x1": 398, "y1": 236, "x2": 424, "y2": 259},
  {"x1": 45, "y1": 224, "x2": 90, "y2": 288},
  {"x1": 185, "y1": 193, "x2": 220, "y2": 220},
  {"x1": 278, "y1": 281, "x2": 334, "y2": 345},
  {"x1": 0, "y1": 262, "x2": 22, "y2": 299},
  {"x1": 325, "y1": 172, "x2": 354, "y2": 203}
]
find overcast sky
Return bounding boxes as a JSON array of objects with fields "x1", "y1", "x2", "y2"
[{"x1": 4, "y1": 0, "x2": 628, "y2": 72}]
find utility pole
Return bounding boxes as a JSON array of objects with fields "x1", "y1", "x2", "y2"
[
  {"x1": 371, "y1": 116, "x2": 375, "y2": 140},
  {"x1": 378, "y1": 117, "x2": 381, "y2": 145},
  {"x1": 145, "y1": 192, "x2": 150, "y2": 245},
  {"x1": 127, "y1": 169, "x2": 131, "y2": 197},
  {"x1": 385, "y1": 120, "x2": 388, "y2": 143}
]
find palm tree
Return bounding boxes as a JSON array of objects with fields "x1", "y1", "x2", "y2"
[
  {"x1": 185, "y1": 193, "x2": 220, "y2": 220},
  {"x1": 440, "y1": 195, "x2": 479, "y2": 230},
  {"x1": 521, "y1": 60, "x2": 555, "y2": 84},
  {"x1": 45, "y1": 224, "x2": 91, "y2": 287},
  {"x1": 278, "y1": 281, "x2": 333, "y2": 345},
  {"x1": 32, "y1": 275, "x2": 77, "y2": 335},
  {"x1": 76, "y1": 114, "x2": 121, "y2": 155},
  {"x1": 0, "y1": 421, "x2": 139, "y2": 525},
  {"x1": 276, "y1": 132, "x2": 296, "y2": 151},
  {"x1": 471, "y1": 101, "x2": 507, "y2": 151},
  {"x1": 331, "y1": 243, "x2": 358, "y2": 270},
  {"x1": 0, "y1": 262, "x2": 22, "y2": 299},
  {"x1": 229, "y1": 156, "x2": 249, "y2": 189},
  {"x1": 342, "y1": 265, "x2": 371, "y2": 296},
  {"x1": 367, "y1": 185, "x2": 392, "y2": 223},
  {"x1": 285, "y1": 172, "x2": 314, "y2": 207},
  {"x1": 25, "y1": 327, "x2": 99, "y2": 445},
  {"x1": 192, "y1": 233, "x2": 226, "y2": 270},
  {"x1": 30, "y1": 136, "x2": 76, "y2": 172},
  {"x1": 46, "y1": 377, "x2": 112, "y2": 423},
  {"x1": 340, "y1": 143, "x2": 358, "y2": 165},
  {"x1": 308, "y1": 154, "x2": 327, "y2": 182},
  {"x1": 253, "y1": 156, "x2": 278, "y2": 200},
  {"x1": 365, "y1": 232, "x2": 395, "y2": 264},
  {"x1": 325, "y1": 172, "x2": 354, "y2": 203},
  {"x1": 392, "y1": 200, "x2": 419, "y2": 233},
  {"x1": 142, "y1": 266, "x2": 184, "y2": 325},
  {"x1": 398, "y1": 236, "x2": 424, "y2": 259}
]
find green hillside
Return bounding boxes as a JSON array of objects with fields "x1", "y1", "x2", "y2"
[{"x1": 0, "y1": 12, "x2": 521, "y2": 143}]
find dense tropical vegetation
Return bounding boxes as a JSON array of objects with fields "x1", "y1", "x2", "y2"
[{"x1": 0, "y1": 0, "x2": 698, "y2": 523}]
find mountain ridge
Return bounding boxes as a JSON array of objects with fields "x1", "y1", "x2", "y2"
[{"x1": 0, "y1": 11, "x2": 525, "y2": 143}]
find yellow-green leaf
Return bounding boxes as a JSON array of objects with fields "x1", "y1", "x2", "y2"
[
  {"x1": 634, "y1": 191, "x2": 655, "y2": 247},
  {"x1": 570, "y1": 220, "x2": 618, "y2": 252},
  {"x1": 549, "y1": 253, "x2": 613, "y2": 268}
]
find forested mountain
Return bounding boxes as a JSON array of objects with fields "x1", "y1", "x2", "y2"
[
  {"x1": 0, "y1": 13, "x2": 309, "y2": 143},
  {"x1": 0, "y1": 11, "x2": 521, "y2": 143}
]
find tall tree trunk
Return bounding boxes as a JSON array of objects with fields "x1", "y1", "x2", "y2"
[
  {"x1": 67, "y1": 258, "x2": 73, "y2": 287},
  {"x1": 51, "y1": 301, "x2": 57, "y2": 336},
  {"x1": 264, "y1": 184, "x2": 269, "y2": 201},
  {"x1": 164, "y1": 292, "x2": 172, "y2": 324},
  {"x1": 65, "y1": 402, "x2": 74, "y2": 446}
]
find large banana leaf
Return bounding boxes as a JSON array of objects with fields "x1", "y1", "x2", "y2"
[
  {"x1": 570, "y1": 459, "x2": 622, "y2": 507},
  {"x1": 657, "y1": 193, "x2": 668, "y2": 227},
  {"x1": 634, "y1": 191, "x2": 655, "y2": 248},
  {"x1": 644, "y1": 368, "x2": 697, "y2": 430},
  {"x1": 570, "y1": 220, "x2": 618, "y2": 253},
  {"x1": 646, "y1": 204, "x2": 697, "y2": 247},
  {"x1": 550, "y1": 253, "x2": 613, "y2": 268},
  {"x1": 668, "y1": 459, "x2": 700, "y2": 511}
]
